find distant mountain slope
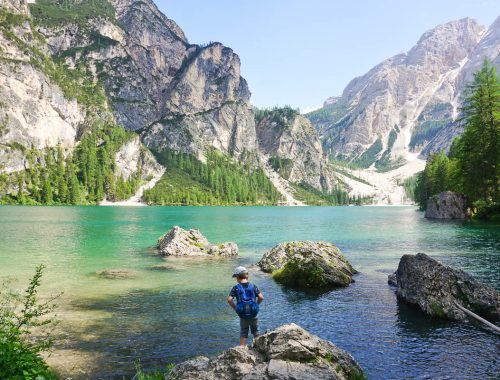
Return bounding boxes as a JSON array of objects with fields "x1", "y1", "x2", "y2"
[{"x1": 308, "y1": 17, "x2": 500, "y2": 168}]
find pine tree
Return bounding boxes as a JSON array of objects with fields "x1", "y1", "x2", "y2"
[{"x1": 453, "y1": 60, "x2": 500, "y2": 201}]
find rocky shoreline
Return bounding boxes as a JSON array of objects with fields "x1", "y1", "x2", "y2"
[{"x1": 170, "y1": 323, "x2": 365, "y2": 380}]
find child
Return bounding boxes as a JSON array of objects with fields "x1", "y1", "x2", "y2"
[{"x1": 227, "y1": 266, "x2": 264, "y2": 346}]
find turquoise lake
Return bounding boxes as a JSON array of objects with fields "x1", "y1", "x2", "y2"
[{"x1": 0, "y1": 206, "x2": 499, "y2": 379}]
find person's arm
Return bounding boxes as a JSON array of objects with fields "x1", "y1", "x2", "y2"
[
  {"x1": 257, "y1": 293, "x2": 264, "y2": 304},
  {"x1": 227, "y1": 295, "x2": 236, "y2": 310}
]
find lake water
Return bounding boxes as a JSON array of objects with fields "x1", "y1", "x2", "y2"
[{"x1": 0, "y1": 206, "x2": 499, "y2": 379}]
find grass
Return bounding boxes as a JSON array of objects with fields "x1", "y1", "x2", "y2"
[
  {"x1": 29, "y1": 0, "x2": 116, "y2": 28},
  {"x1": 134, "y1": 362, "x2": 175, "y2": 380}
]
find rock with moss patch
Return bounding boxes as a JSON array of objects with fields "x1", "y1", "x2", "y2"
[
  {"x1": 390, "y1": 253, "x2": 499, "y2": 321},
  {"x1": 157, "y1": 226, "x2": 238, "y2": 257},
  {"x1": 171, "y1": 323, "x2": 365, "y2": 380},
  {"x1": 257, "y1": 241, "x2": 358, "y2": 289}
]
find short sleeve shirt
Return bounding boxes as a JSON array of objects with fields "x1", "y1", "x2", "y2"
[{"x1": 229, "y1": 282, "x2": 260, "y2": 301}]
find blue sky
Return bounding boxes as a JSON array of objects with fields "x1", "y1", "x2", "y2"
[{"x1": 157, "y1": 1, "x2": 499, "y2": 112}]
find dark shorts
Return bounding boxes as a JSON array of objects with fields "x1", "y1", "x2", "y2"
[{"x1": 240, "y1": 317, "x2": 259, "y2": 338}]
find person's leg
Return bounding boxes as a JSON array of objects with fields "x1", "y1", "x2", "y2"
[
  {"x1": 250, "y1": 318, "x2": 259, "y2": 338},
  {"x1": 239, "y1": 318, "x2": 249, "y2": 346}
]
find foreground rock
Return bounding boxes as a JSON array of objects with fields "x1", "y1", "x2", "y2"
[
  {"x1": 258, "y1": 241, "x2": 358, "y2": 289},
  {"x1": 389, "y1": 253, "x2": 499, "y2": 321},
  {"x1": 171, "y1": 323, "x2": 365, "y2": 380},
  {"x1": 424, "y1": 191, "x2": 471, "y2": 220},
  {"x1": 157, "y1": 226, "x2": 238, "y2": 257}
]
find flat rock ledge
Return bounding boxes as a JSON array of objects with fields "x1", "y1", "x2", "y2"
[
  {"x1": 257, "y1": 241, "x2": 358, "y2": 289},
  {"x1": 157, "y1": 226, "x2": 238, "y2": 257},
  {"x1": 171, "y1": 323, "x2": 365, "y2": 380},
  {"x1": 389, "y1": 253, "x2": 499, "y2": 321},
  {"x1": 425, "y1": 191, "x2": 471, "y2": 220}
]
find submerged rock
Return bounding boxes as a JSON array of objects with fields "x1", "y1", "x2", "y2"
[
  {"x1": 171, "y1": 323, "x2": 365, "y2": 380},
  {"x1": 96, "y1": 269, "x2": 137, "y2": 279},
  {"x1": 390, "y1": 253, "x2": 499, "y2": 320},
  {"x1": 157, "y1": 226, "x2": 238, "y2": 257},
  {"x1": 425, "y1": 191, "x2": 471, "y2": 220},
  {"x1": 258, "y1": 241, "x2": 358, "y2": 289}
]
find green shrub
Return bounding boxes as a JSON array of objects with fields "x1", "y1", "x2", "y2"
[
  {"x1": 134, "y1": 361, "x2": 175, "y2": 380},
  {"x1": 0, "y1": 265, "x2": 60, "y2": 379}
]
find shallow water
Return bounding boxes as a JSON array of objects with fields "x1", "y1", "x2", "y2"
[{"x1": 0, "y1": 206, "x2": 499, "y2": 379}]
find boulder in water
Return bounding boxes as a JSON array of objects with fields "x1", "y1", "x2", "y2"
[
  {"x1": 171, "y1": 323, "x2": 365, "y2": 380},
  {"x1": 425, "y1": 191, "x2": 471, "y2": 220},
  {"x1": 389, "y1": 253, "x2": 499, "y2": 321},
  {"x1": 157, "y1": 226, "x2": 238, "y2": 257},
  {"x1": 258, "y1": 241, "x2": 358, "y2": 289}
]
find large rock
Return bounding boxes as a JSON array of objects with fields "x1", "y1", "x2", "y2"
[
  {"x1": 258, "y1": 241, "x2": 358, "y2": 289},
  {"x1": 390, "y1": 253, "x2": 499, "y2": 321},
  {"x1": 424, "y1": 191, "x2": 471, "y2": 219},
  {"x1": 171, "y1": 323, "x2": 365, "y2": 380},
  {"x1": 157, "y1": 226, "x2": 238, "y2": 257}
]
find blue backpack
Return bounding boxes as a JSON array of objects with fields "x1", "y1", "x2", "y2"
[{"x1": 235, "y1": 283, "x2": 259, "y2": 319}]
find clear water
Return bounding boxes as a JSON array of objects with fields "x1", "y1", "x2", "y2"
[{"x1": 0, "y1": 206, "x2": 498, "y2": 379}]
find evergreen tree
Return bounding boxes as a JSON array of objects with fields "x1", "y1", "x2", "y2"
[{"x1": 452, "y1": 60, "x2": 500, "y2": 201}]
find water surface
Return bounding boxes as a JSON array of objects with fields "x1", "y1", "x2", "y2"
[{"x1": 0, "y1": 206, "x2": 498, "y2": 379}]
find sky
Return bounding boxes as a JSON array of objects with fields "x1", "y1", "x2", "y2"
[{"x1": 156, "y1": 1, "x2": 499, "y2": 113}]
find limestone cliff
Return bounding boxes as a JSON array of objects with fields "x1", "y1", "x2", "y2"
[
  {"x1": 256, "y1": 108, "x2": 335, "y2": 191},
  {"x1": 35, "y1": 0, "x2": 257, "y2": 161},
  {"x1": 308, "y1": 17, "x2": 499, "y2": 167},
  {"x1": 0, "y1": 0, "x2": 162, "y2": 199}
]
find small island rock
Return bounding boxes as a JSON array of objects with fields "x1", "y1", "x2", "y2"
[
  {"x1": 157, "y1": 226, "x2": 238, "y2": 257},
  {"x1": 425, "y1": 191, "x2": 471, "y2": 220},
  {"x1": 258, "y1": 241, "x2": 358, "y2": 289},
  {"x1": 389, "y1": 253, "x2": 499, "y2": 321},
  {"x1": 171, "y1": 323, "x2": 365, "y2": 380}
]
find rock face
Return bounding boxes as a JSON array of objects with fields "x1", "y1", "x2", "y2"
[
  {"x1": 0, "y1": 0, "x2": 85, "y2": 172},
  {"x1": 258, "y1": 241, "x2": 358, "y2": 289},
  {"x1": 157, "y1": 226, "x2": 238, "y2": 257},
  {"x1": 113, "y1": 136, "x2": 163, "y2": 182},
  {"x1": 390, "y1": 253, "x2": 500, "y2": 321},
  {"x1": 308, "y1": 17, "x2": 499, "y2": 168},
  {"x1": 171, "y1": 323, "x2": 365, "y2": 380},
  {"x1": 424, "y1": 191, "x2": 471, "y2": 220},
  {"x1": 35, "y1": 0, "x2": 258, "y2": 162},
  {"x1": 256, "y1": 111, "x2": 336, "y2": 192}
]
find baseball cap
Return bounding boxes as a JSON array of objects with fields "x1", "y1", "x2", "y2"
[{"x1": 232, "y1": 266, "x2": 248, "y2": 277}]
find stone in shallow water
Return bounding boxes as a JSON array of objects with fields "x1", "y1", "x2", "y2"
[
  {"x1": 389, "y1": 253, "x2": 499, "y2": 321},
  {"x1": 96, "y1": 269, "x2": 137, "y2": 279},
  {"x1": 156, "y1": 226, "x2": 238, "y2": 257},
  {"x1": 258, "y1": 241, "x2": 358, "y2": 289},
  {"x1": 170, "y1": 323, "x2": 365, "y2": 380}
]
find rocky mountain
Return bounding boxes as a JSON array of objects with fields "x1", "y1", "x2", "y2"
[
  {"x1": 308, "y1": 17, "x2": 500, "y2": 168},
  {"x1": 36, "y1": 0, "x2": 257, "y2": 162},
  {"x1": 255, "y1": 107, "x2": 335, "y2": 192},
  {"x1": 0, "y1": 0, "x2": 339, "y2": 205}
]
